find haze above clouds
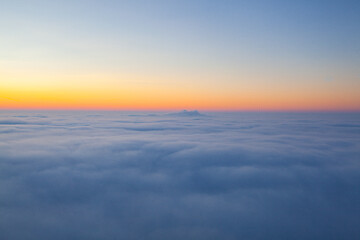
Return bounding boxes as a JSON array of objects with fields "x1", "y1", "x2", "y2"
[{"x1": 0, "y1": 111, "x2": 359, "y2": 240}]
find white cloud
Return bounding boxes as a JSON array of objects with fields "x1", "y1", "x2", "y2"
[{"x1": 0, "y1": 111, "x2": 359, "y2": 239}]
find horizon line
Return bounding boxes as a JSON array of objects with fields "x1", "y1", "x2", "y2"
[{"x1": 1, "y1": 107, "x2": 359, "y2": 113}]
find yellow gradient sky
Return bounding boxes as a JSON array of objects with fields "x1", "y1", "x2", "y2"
[{"x1": 1, "y1": 1, "x2": 359, "y2": 111}]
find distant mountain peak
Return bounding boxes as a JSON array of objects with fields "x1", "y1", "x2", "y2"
[{"x1": 169, "y1": 110, "x2": 203, "y2": 117}]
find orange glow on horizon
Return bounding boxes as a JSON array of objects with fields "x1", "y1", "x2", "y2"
[
  {"x1": 1, "y1": 69, "x2": 359, "y2": 112},
  {"x1": 1, "y1": 86, "x2": 359, "y2": 112}
]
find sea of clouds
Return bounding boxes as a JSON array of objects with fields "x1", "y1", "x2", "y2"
[{"x1": 0, "y1": 110, "x2": 359, "y2": 240}]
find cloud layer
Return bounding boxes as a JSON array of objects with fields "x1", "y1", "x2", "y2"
[{"x1": 0, "y1": 111, "x2": 359, "y2": 240}]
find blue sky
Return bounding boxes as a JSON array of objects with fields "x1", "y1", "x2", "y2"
[{"x1": 1, "y1": 0, "x2": 359, "y2": 110}]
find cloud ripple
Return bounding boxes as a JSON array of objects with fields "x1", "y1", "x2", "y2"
[{"x1": 0, "y1": 111, "x2": 359, "y2": 240}]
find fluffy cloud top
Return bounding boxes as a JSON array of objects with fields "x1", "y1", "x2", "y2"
[{"x1": 0, "y1": 111, "x2": 359, "y2": 240}]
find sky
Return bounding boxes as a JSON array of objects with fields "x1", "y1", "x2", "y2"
[
  {"x1": 1, "y1": 111, "x2": 360, "y2": 239},
  {"x1": 1, "y1": 0, "x2": 360, "y2": 111}
]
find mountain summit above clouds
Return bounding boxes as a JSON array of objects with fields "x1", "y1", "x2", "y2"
[{"x1": 168, "y1": 110, "x2": 203, "y2": 117}]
